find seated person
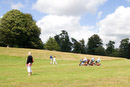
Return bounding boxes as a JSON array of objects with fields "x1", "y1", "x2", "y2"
[
  {"x1": 84, "y1": 59, "x2": 90, "y2": 66},
  {"x1": 95, "y1": 57, "x2": 101, "y2": 66},
  {"x1": 90, "y1": 57, "x2": 95, "y2": 66},
  {"x1": 83, "y1": 57, "x2": 87, "y2": 62},
  {"x1": 79, "y1": 59, "x2": 84, "y2": 66},
  {"x1": 87, "y1": 59, "x2": 90, "y2": 64}
]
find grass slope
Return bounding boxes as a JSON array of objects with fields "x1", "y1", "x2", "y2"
[
  {"x1": 0, "y1": 47, "x2": 122, "y2": 60},
  {"x1": 0, "y1": 47, "x2": 130, "y2": 87}
]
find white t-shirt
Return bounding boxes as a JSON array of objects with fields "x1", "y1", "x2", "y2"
[
  {"x1": 53, "y1": 57, "x2": 56, "y2": 61},
  {"x1": 97, "y1": 58, "x2": 101, "y2": 63}
]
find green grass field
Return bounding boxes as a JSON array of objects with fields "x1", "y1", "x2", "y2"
[{"x1": 0, "y1": 47, "x2": 130, "y2": 87}]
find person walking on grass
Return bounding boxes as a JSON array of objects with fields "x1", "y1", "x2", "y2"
[
  {"x1": 53, "y1": 56, "x2": 57, "y2": 65},
  {"x1": 50, "y1": 55, "x2": 53, "y2": 64},
  {"x1": 26, "y1": 52, "x2": 34, "y2": 76}
]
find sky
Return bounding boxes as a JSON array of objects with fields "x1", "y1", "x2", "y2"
[{"x1": 0, "y1": 0, "x2": 130, "y2": 48}]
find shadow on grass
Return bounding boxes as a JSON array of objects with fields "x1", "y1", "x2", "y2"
[{"x1": 32, "y1": 73, "x2": 38, "y2": 76}]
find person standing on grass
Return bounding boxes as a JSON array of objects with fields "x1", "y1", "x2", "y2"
[
  {"x1": 53, "y1": 56, "x2": 57, "y2": 65},
  {"x1": 26, "y1": 52, "x2": 34, "y2": 76},
  {"x1": 50, "y1": 55, "x2": 53, "y2": 64}
]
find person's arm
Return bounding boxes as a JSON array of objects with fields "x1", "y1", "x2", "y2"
[
  {"x1": 32, "y1": 57, "x2": 34, "y2": 63},
  {"x1": 26, "y1": 56, "x2": 29, "y2": 64}
]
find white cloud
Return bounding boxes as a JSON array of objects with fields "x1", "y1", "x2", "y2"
[
  {"x1": 98, "y1": 6, "x2": 130, "y2": 47},
  {"x1": 34, "y1": 0, "x2": 107, "y2": 44},
  {"x1": 11, "y1": 2, "x2": 24, "y2": 9},
  {"x1": 33, "y1": 0, "x2": 107, "y2": 45},
  {"x1": 97, "y1": 11, "x2": 103, "y2": 19},
  {"x1": 33, "y1": 0, "x2": 107, "y2": 16},
  {"x1": 37, "y1": 15, "x2": 95, "y2": 43}
]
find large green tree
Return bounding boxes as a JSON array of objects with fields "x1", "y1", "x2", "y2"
[
  {"x1": 119, "y1": 38, "x2": 129, "y2": 58},
  {"x1": 111, "y1": 48, "x2": 120, "y2": 57},
  {"x1": 71, "y1": 38, "x2": 86, "y2": 54},
  {"x1": 0, "y1": 9, "x2": 43, "y2": 48},
  {"x1": 0, "y1": 17, "x2": 5, "y2": 46},
  {"x1": 44, "y1": 37, "x2": 60, "y2": 51},
  {"x1": 128, "y1": 43, "x2": 130, "y2": 59},
  {"x1": 54, "y1": 30, "x2": 71, "y2": 52},
  {"x1": 106, "y1": 40, "x2": 115, "y2": 56},
  {"x1": 87, "y1": 34, "x2": 103, "y2": 55},
  {"x1": 79, "y1": 39, "x2": 87, "y2": 54},
  {"x1": 95, "y1": 46, "x2": 106, "y2": 56}
]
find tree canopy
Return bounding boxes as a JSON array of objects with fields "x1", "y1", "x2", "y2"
[
  {"x1": 44, "y1": 37, "x2": 60, "y2": 51},
  {"x1": 119, "y1": 38, "x2": 129, "y2": 58},
  {"x1": 54, "y1": 30, "x2": 71, "y2": 52},
  {"x1": 0, "y1": 9, "x2": 43, "y2": 48},
  {"x1": 128, "y1": 43, "x2": 130, "y2": 59},
  {"x1": 106, "y1": 40, "x2": 115, "y2": 56},
  {"x1": 71, "y1": 38, "x2": 86, "y2": 54},
  {"x1": 87, "y1": 34, "x2": 103, "y2": 55},
  {"x1": 95, "y1": 46, "x2": 106, "y2": 56}
]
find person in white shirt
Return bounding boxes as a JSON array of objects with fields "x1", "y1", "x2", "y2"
[
  {"x1": 96, "y1": 57, "x2": 101, "y2": 63},
  {"x1": 91, "y1": 57, "x2": 95, "y2": 63},
  {"x1": 95, "y1": 57, "x2": 101, "y2": 66},
  {"x1": 53, "y1": 56, "x2": 57, "y2": 65},
  {"x1": 83, "y1": 57, "x2": 87, "y2": 61}
]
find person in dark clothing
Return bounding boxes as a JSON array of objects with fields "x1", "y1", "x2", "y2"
[{"x1": 26, "y1": 52, "x2": 34, "y2": 76}]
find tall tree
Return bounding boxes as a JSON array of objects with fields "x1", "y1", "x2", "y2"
[
  {"x1": 71, "y1": 38, "x2": 81, "y2": 53},
  {"x1": 79, "y1": 39, "x2": 87, "y2": 54},
  {"x1": 0, "y1": 9, "x2": 43, "y2": 48},
  {"x1": 95, "y1": 46, "x2": 106, "y2": 56},
  {"x1": 106, "y1": 40, "x2": 115, "y2": 56},
  {"x1": 0, "y1": 17, "x2": 5, "y2": 46},
  {"x1": 111, "y1": 48, "x2": 120, "y2": 57},
  {"x1": 54, "y1": 30, "x2": 71, "y2": 52},
  {"x1": 71, "y1": 38, "x2": 86, "y2": 53},
  {"x1": 128, "y1": 43, "x2": 130, "y2": 59},
  {"x1": 87, "y1": 34, "x2": 103, "y2": 55},
  {"x1": 44, "y1": 37, "x2": 60, "y2": 51},
  {"x1": 119, "y1": 38, "x2": 129, "y2": 58}
]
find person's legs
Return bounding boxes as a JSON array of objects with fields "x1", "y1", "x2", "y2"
[
  {"x1": 27, "y1": 66, "x2": 32, "y2": 76},
  {"x1": 50, "y1": 59, "x2": 52, "y2": 64},
  {"x1": 55, "y1": 61, "x2": 57, "y2": 64}
]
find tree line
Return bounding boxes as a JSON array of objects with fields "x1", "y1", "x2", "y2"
[
  {"x1": 0, "y1": 10, "x2": 130, "y2": 59},
  {"x1": 46, "y1": 30, "x2": 130, "y2": 59}
]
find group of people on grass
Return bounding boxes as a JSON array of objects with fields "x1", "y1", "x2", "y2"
[
  {"x1": 50, "y1": 55, "x2": 57, "y2": 65},
  {"x1": 79, "y1": 57, "x2": 101, "y2": 66},
  {"x1": 26, "y1": 52, "x2": 101, "y2": 76}
]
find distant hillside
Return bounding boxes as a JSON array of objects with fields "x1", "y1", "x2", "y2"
[{"x1": 0, "y1": 47, "x2": 123, "y2": 61}]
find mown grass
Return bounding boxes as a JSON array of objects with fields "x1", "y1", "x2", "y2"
[
  {"x1": 0, "y1": 47, "x2": 122, "y2": 61},
  {"x1": 0, "y1": 47, "x2": 130, "y2": 87}
]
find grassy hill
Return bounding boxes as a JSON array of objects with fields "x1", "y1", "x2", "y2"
[
  {"x1": 0, "y1": 47, "x2": 130, "y2": 87},
  {"x1": 0, "y1": 47, "x2": 123, "y2": 61}
]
